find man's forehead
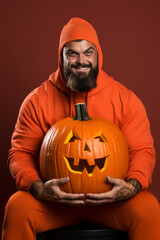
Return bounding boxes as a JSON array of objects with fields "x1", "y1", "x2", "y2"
[{"x1": 64, "y1": 40, "x2": 97, "y2": 50}]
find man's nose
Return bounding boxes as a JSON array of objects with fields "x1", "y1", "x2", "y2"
[{"x1": 76, "y1": 54, "x2": 85, "y2": 64}]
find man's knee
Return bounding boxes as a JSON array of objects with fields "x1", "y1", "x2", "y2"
[
  {"x1": 127, "y1": 191, "x2": 160, "y2": 225},
  {"x1": 5, "y1": 191, "x2": 36, "y2": 220}
]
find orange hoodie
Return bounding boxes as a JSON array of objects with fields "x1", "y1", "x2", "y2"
[{"x1": 8, "y1": 17, "x2": 155, "y2": 191}]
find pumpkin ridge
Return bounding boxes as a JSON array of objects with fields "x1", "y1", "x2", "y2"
[
  {"x1": 57, "y1": 121, "x2": 73, "y2": 193},
  {"x1": 48, "y1": 128, "x2": 56, "y2": 179},
  {"x1": 99, "y1": 120, "x2": 115, "y2": 177},
  {"x1": 64, "y1": 122, "x2": 75, "y2": 193}
]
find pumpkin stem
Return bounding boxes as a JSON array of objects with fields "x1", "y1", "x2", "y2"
[{"x1": 74, "y1": 103, "x2": 91, "y2": 121}]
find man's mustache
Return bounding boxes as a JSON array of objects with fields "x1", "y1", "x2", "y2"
[{"x1": 71, "y1": 63, "x2": 92, "y2": 69}]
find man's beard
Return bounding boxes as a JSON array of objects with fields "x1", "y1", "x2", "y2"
[{"x1": 64, "y1": 63, "x2": 98, "y2": 92}]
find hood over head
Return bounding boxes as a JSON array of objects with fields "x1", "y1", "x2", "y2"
[
  {"x1": 49, "y1": 17, "x2": 112, "y2": 97},
  {"x1": 59, "y1": 17, "x2": 103, "y2": 75}
]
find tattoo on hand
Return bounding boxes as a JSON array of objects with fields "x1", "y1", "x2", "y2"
[
  {"x1": 115, "y1": 178, "x2": 142, "y2": 201},
  {"x1": 43, "y1": 186, "x2": 54, "y2": 200},
  {"x1": 115, "y1": 186, "x2": 132, "y2": 201}
]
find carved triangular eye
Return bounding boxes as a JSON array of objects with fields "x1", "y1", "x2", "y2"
[
  {"x1": 64, "y1": 130, "x2": 81, "y2": 144},
  {"x1": 94, "y1": 136, "x2": 104, "y2": 142},
  {"x1": 92, "y1": 130, "x2": 108, "y2": 143},
  {"x1": 69, "y1": 135, "x2": 79, "y2": 143}
]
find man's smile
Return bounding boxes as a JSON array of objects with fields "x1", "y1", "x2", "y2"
[
  {"x1": 72, "y1": 66, "x2": 90, "y2": 72},
  {"x1": 71, "y1": 63, "x2": 92, "y2": 72}
]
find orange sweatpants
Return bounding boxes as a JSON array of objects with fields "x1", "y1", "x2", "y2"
[{"x1": 2, "y1": 190, "x2": 160, "y2": 240}]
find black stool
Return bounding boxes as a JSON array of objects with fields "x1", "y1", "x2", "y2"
[{"x1": 37, "y1": 223, "x2": 129, "y2": 240}]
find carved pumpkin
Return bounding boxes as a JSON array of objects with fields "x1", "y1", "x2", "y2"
[{"x1": 39, "y1": 103, "x2": 129, "y2": 194}]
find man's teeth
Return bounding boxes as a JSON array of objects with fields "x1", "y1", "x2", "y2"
[
  {"x1": 72, "y1": 66, "x2": 90, "y2": 70},
  {"x1": 78, "y1": 67, "x2": 88, "y2": 69}
]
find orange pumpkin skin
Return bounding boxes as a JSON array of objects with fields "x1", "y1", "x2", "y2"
[{"x1": 39, "y1": 104, "x2": 129, "y2": 194}]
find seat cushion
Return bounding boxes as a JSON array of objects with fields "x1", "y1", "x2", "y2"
[{"x1": 37, "y1": 223, "x2": 129, "y2": 240}]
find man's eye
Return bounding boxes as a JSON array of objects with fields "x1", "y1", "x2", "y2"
[
  {"x1": 85, "y1": 51, "x2": 93, "y2": 56},
  {"x1": 67, "y1": 52, "x2": 76, "y2": 57}
]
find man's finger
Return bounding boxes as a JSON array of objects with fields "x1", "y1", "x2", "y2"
[
  {"x1": 60, "y1": 191, "x2": 85, "y2": 200},
  {"x1": 107, "y1": 176, "x2": 121, "y2": 185},
  {"x1": 86, "y1": 192, "x2": 107, "y2": 200},
  {"x1": 86, "y1": 189, "x2": 115, "y2": 200},
  {"x1": 54, "y1": 177, "x2": 70, "y2": 185},
  {"x1": 59, "y1": 199, "x2": 85, "y2": 205},
  {"x1": 85, "y1": 199, "x2": 114, "y2": 205}
]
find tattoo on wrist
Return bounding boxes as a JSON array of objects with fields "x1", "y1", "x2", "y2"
[
  {"x1": 29, "y1": 180, "x2": 43, "y2": 197},
  {"x1": 126, "y1": 178, "x2": 142, "y2": 194}
]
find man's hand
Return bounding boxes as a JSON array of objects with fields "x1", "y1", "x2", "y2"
[
  {"x1": 85, "y1": 177, "x2": 142, "y2": 205},
  {"x1": 29, "y1": 178, "x2": 85, "y2": 205}
]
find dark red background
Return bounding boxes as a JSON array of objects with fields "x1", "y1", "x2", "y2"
[{"x1": 0, "y1": 0, "x2": 160, "y2": 234}]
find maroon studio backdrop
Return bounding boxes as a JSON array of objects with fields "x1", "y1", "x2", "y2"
[{"x1": 0, "y1": 0, "x2": 160, "y2": 234}]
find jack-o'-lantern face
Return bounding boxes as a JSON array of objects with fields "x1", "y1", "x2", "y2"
[
  {"x1": 39, "y1": 103, "x2": 129, "y2": 194},
  {"x1": 63, "y1": 130, "x2": 110, "y2": 176}
]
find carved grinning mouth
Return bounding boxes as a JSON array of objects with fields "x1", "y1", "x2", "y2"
[{"x1": 64, "y1": 156, "x2": 109, "y2": 175}]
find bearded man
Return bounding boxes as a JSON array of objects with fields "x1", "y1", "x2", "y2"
[{"x1": 2, "y1": 17, "x2": 160, "y2": 240}]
